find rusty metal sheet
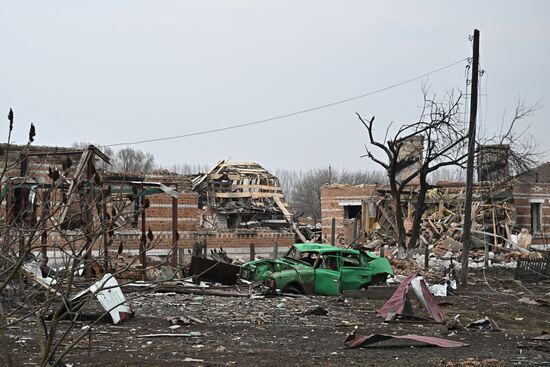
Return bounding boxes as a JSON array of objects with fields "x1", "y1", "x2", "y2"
[
  {"x1": 377, "y1": 274, "x2": 416, "y2": 318},
  {"x1": 377, "y1": 274, "x2": 446, "y2": 323},
  {"x1": 344, "y1": 332, "x2": 468, "y2": 348}
]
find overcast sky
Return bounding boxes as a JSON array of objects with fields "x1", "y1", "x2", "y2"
[{"x1": 1, "y1": 1, "x2": 548, "y2": 172}]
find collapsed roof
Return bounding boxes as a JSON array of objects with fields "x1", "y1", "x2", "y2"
[{"x1": 192, "y1": 160, "x2": 291, "y2": 219}]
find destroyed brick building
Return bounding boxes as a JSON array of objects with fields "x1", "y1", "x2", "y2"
[
  {"x1": 0, "y1": 147, "x2": 294, "y2": 269},
  {"x1": 320, "y1": 162, "x2": 550, "y2": 249},
  {"x1": 192, "y1": 160, "x2": 291, "y2": 230},
  {"x1": 320, "y1": 184, "x2": 375, "y2": 246},
  {"x1": 506, "y1": 162, "x2": 550, "y2": 245},
  {"x1": 189, "y1": 160, "x2": 295, "y2": 251}
]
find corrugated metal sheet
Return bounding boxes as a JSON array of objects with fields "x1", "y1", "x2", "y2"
[
  {"x1": 345, "y1": 332, "x2": 468, "y2": 348},
  {"x1": 88, "y1": 273, "x2": 132, "y2": 324}
]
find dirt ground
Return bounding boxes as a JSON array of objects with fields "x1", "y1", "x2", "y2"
[{"x1": 4, "y1": 269, "x2": 550, "y2": 366}]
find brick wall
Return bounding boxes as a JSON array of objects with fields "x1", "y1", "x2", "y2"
[
  {"x1": 138, "y1": 192, "x2": 199, "y2": 232},
  {"x1": 107, "y1": 229, "x2": 295, "y2": 251},
  {"x1": 0, "y1": 145, "x2": 84, "y2": 183},
  {"x1": 512, "y1": 182, "x2": 550, "y2": 245},
  {"x1": 0, "y1": 145, "x2": 296, "y2": 256},
  {"x1": 320, "y1": 184, "x2": 376, "y2": 245},
  {"x1": 515, "y1": 162, "x2": 550, "y2": 184}
]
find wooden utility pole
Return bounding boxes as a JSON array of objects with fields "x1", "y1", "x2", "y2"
[
  {"x1": 331, "y1": 218, "x2": 336, "y2": 245},
  {"x1": 171, "y1": 195, "x2": 178, "y2": 267},
  {"x1": 140, "y1": 197, "x2": 147, "y2": 280},
  {"x1": 460, "y1": 29, "x2": 480, "y2": 285}
]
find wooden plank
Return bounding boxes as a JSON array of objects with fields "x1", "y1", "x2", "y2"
[
  {"x1": 58, "y1": 150, "x2": 92, "y2": 225},
  {"x1": 293, "y1": 223, "x2": 308, "y2": 243},
  {"x1": 231, "y1": 184, "x2": 282, "y2": 192},
  {"x1": 274, "y1": 197, "x2": 291, "y2": 222},
  {"x1": 208, "y1": 173, "x2": 242, "y2": 180},
  {"x1": 213, "y1": 192, "x2": 285, "y2": 199}
]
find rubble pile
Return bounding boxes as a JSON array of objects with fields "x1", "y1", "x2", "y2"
[
  {"x1": 364, "y1": 181, "x2": 542, "y2": 275},
  {"x1": 192, "y1": 160, "x2": 291, "y2": 230}
]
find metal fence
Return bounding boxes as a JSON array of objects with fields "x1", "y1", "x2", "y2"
[{"x1": 515, "y1": 252, "x2": 550, "y2": 282}]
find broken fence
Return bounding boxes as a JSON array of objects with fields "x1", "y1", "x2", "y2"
[{"x1": 515, "y1": 253, "x2": 550, "y2": 282}]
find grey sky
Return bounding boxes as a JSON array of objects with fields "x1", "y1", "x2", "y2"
[{"x1": 1, "y1": 1, "x2": 548, "y2": 172}]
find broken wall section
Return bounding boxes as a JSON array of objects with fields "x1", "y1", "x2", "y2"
[{"x1": 320, "y1": 184, "x2": 377, "y2": 246}]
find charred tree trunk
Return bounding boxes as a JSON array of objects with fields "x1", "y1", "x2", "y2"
[{"x1": 407, "y1": 168, "x2": 429, "y2": 256}]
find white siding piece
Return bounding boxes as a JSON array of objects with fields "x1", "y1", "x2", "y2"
[
  {"x1": 338, "y1": 201, "x2": 362, "y2": 206},
  {"x1": 158, "y1": 183, "x2": 178, "y2": 198},
  {"x1": 88, "y1": 273, "x2": 132, "y2": 324}
]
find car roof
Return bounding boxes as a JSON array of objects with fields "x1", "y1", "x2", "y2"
[{"x1": 292, "y1": 243, "x2": 360, "y2": 255}]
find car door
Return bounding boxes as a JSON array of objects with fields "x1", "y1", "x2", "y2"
[
  {"x1": 340, "y1": 252, "x2": 371, "y2": 290},
  {"x1": 313, "y1": 252, "x2": 341, "y2": 296}
]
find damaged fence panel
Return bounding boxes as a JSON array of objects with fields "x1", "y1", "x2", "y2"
[{"x1": 515, "y1": 254, "x2": 550, "y2": 282}]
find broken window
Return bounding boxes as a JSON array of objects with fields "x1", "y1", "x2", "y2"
[
  {"x1": 531, "y1": 202, "x2": 542, "y2": 233},
  {"x1": 344, "y1": 205, "x2": 361, "y2": 220},
  {"x1": 319, "y1": 253, "x2": 340, "y2": 271},
  {"x1": 341, "y1": 253, "x2": 360, "y2": 267}
]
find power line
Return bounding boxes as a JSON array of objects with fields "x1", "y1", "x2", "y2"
[{"x1": 106, "y1": 57, "x2": 468, "y2": 147}]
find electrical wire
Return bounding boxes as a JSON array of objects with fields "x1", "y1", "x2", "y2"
[{"x1": 105, "y1": 57, "x2": 468, "y2": 147}]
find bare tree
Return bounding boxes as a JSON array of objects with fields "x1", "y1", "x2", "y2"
[
  {"x1": 157, "y1": 163, "x2": 210, "y2": 175},
  {"x1": 1, "y1": 115, "x2": 174, "y2": 366},
  {"x1": 290, "y1": 168, "x2": 331, "y2": 218},
  {"x1": 359, "y1": 91, "x2": 540, "y2": 259},
  {"x1": 273, "y1": 168, "x2": 303, "y2": 204},
  {"x1": 114, "y1": 147, "x2": 155, "y2": 173},
  {"x1": 290, "y1": 168, "x2": 386, "y2": 218},
  {"x1": 72, "y1": 143, "x2": 156, "y2": 173},
  {"x1": 484, "y1": 100, "x2": 541, "y2": 178},
  {"x1": 359, "y1": 91, "x2": 467, "y2": 258}
]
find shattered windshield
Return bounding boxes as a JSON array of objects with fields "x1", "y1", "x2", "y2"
[{"x1": 284, "y1": 247, "x2": 319, "y2": 266}]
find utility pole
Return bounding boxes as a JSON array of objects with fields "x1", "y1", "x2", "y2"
[{"x1": 461, "y1": 29, "x2": 480, "y2": 286}]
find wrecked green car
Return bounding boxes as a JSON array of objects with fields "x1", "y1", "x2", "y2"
[{"x1": 239, "y1": 243, "x2": 393, "y2": 296}]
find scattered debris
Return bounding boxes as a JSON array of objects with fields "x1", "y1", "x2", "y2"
[
  {"x1": 447, "y1": 314, "x2": 468, "y2": 332},
  {"x1": 466, "y1": 317, "x2": 499, "y2": 332},
  {"x1": 515, "y1": 254, "x2": 550, "y2": 282},
  {"x1": 168, "y1": 315, "x2": 205, "y2": 325},
  {"x1": 23, "y1": 262, "x2": 133, "y2": 325},
  {"x1": 302, "y1": 306, "x2": 328, "y2": 316},
  {"x1": 137, "y1": 332, "x2": 202, "y2": 338},
  {"x1": 428, "y1": 275, "x2": 457, "y2": 297},
  {"x1": 182, "y1": 358, "x2": 205, "y2": 363},
  {"x1": 517, "y1": 297, "x2": 539, "y2": 305}
]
